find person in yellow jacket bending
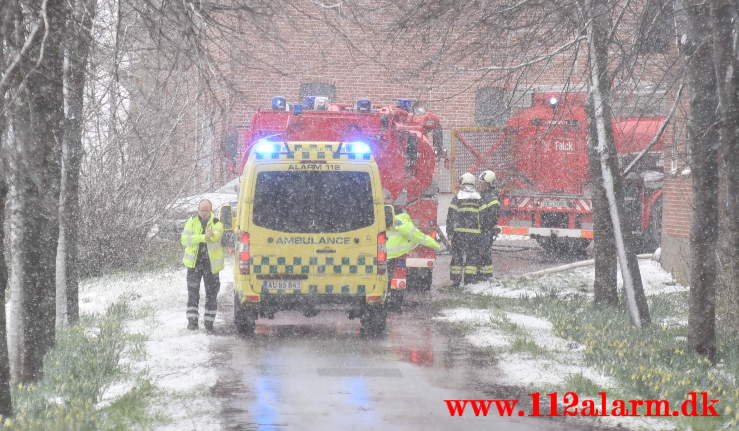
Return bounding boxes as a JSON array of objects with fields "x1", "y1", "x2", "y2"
[
  {"x1": 386, "y1": 200, "x2": 440, "y2": 307},
  {"x1": 180, "y1": 199, "x2": 224, "y2": 331}
]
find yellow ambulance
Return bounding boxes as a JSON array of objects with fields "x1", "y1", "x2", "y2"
[{"x1": 227, "y1": 140, "x2": 392, "y2": 335}]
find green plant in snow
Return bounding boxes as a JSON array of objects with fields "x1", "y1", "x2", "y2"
[{"x1": 1, "y1": 300, "x2": 158, "y2": 430}]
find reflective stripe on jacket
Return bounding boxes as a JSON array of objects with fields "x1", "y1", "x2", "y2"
[
  {"x1": 387, "y1": 212, "x2": 441, "y2": 259},
  {"x1": 180, "y1": 213, "x2": 225, "y2": 273},
  {"x1": 446, "y1": 187, "x2": 483, "y2": 234}
]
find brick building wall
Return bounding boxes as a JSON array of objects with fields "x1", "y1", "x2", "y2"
[{"x1": 662, "y1": 173, "x2": 692, "y2": 284}]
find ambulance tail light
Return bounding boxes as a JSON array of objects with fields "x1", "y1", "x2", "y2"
[
  {"x1": 377, "y1": 232, "x2": 387, "y2": 275},
  {"x1": 238, "y1": 232, "x2": 251, "y2": 274}
]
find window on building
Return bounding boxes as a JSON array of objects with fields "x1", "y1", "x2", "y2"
[
  {"x1": 300, "y1": 82, "x2": 336, "y2": 102},
  {"x1": 475, "y1": 87, "x2": 509, "y2": 127},
  {"x1": 639, "y1": 0, "x2": 675, "y2": 54}
]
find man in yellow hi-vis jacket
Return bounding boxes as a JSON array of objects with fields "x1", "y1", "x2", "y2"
[
  {"x1": 180, "y1": 199, "x2": 224, "y2": 331},
  {"x1": 386, "y1": 201, "x2": 440, "y2": 308}
]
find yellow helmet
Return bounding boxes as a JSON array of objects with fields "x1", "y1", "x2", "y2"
[
  {"x1": 459, "y1": 172, "x2": 476, "y2": 185},
  {"x1": 479, "y1": 170, "x2": 496, "y2": 184}
]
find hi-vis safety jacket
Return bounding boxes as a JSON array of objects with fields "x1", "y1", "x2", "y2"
[
  {"x1": 180, "y1": 214, "x2": 225, "y2": 273},
  {"x1": 446, "y1": 186, "x2": 484, "y2": 234},
  {"x1": 387, "y1": 212, "x2": 441, "y2": 259}
]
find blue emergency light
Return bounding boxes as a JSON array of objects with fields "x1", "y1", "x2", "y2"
[
  {"x1": 254, "y1": 137, "x2": 285, "y2": 155},
  {"x1": 293, "y1": 104, "x2": 303, "y2": 115},
  {"x1": 272, "y1": 96, "x2": 287, "y2": 111},
  {"x1": 303, "y1": 96, "x2": 316, "y2": 110},
  {"x1": 345, "y1": 141, "x2": 371, "y2": 155},
  {"x1": 397, "y1": 99, "x2": 413, "y2": 112},
  {"x1": 356, "y1": 99, "x2": 371, "y2": 113}
]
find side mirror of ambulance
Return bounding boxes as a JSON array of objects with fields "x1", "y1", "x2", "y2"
[
  {"x1": 219, "y1": 205, "x2": 233, "y2": 230},
  {"x1": 384, "y1": 205, "x2": 395, "y2": 229}
]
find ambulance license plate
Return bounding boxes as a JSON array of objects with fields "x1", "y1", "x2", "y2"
[{"x1": 263, "y1": 280, "x2": 301, "y2": 291}]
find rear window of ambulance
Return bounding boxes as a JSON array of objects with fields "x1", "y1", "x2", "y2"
[{"x1": 253, "y1": 171, "x2": 374, "y2": 233}]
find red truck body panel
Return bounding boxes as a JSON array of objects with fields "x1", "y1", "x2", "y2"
[{"x1": 495, "y1": 92, "x2": 666, "y2": 243}]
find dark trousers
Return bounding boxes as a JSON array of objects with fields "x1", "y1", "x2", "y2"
[
  {"x1": 187, "y1": 267, "x2": 220, "y2": 323},
  {"x1": 449, "y1": 232, "x2": 484, "y2": 285},
  {"x1": 479, "y1": 233, "x2": 494, "y2": 280}
]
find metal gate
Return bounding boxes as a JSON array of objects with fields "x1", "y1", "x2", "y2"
[{"x1": 450, "y1": 127, "x2": 514, "y2": 189}]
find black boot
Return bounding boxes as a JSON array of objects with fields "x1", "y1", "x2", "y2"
[
  {"x1": 204, "y1": 320, "x2": 214, "y2": 332},
  {"x1": 187, "y1": 318, "x2": 198, "y2": 330}
]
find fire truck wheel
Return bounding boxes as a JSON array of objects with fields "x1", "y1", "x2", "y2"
[
  {"x1": 360, "y1": 305, "x2": 387, "y2": 336},
  {"x1": 233, "y1": 291, "x2": 256, "y2": 336},
  {"x1": 407, "y1": 268, "x2": 433, "y2": 291}
]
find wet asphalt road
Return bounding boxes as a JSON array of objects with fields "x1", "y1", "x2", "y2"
[{"x1": 207, "y1": 242, "x2": 603, "y2": 431}]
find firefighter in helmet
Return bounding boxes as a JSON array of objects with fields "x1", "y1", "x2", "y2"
[
  {"x1": 385, "y1": 191, "x2": 440, "y2": 306},
  {"x1": 478, "y1": 170, "x2": 501, "y2": 281},
  {"x1": 446, "y1": 173, "x2": 484, "y2": 286}
]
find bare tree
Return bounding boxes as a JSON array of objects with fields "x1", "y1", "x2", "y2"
[
  {"x1": 586, "y1": 0, "x2": 650, "y2": 326},
  {"x1": 1, "y1": 1, "x2": 17, "y2": 416},
  {"x1": 709, "y1": 0, "x2": 739, "y2": 341},
  {"x1": 678, "y1": 0, "x2": 720, "y2": 360},
  {"x1": 56, "y1": 0, "x2": 97, "y2": 327},
  {"x1": 586, "y1": 105, "x2": 618, "y2": 306},
  {"x1": 0, "y1": 145, "x2": 10, "y2": 418},
  {"x1": 4, "y1": 0, "x2": 68, "y2": 382}
]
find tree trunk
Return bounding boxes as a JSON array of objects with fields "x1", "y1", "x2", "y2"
[
  {"x1": 0, "y1": 2, "x2": 13, "y2": 415},
  {"x1": 587, "y1": 0, "x2": 650, "y2": 327},
  {"x1": 0, "y1": 162, "x2": 11, "y2": 417},
  {"x1": 57, "y1": 0, "x2": 97, "y2": 327},
  {"x1": 586, "y1": 103, "x2": 618, "y2": 307},
  {"x1": 683, "y1": 1, "x2": 720, "y2": 361},
  {"x1": 710, "y1": 0, "x2": 739, "y2": 341},
  {"x1": 6, "y1": 0, "x2": 68, "y2": 382}
]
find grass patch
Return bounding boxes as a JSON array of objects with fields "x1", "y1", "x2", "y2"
[
  {"x1": 533, "y1": 297, "x2": 739, "y2": 430},
  {"x1": 509, "y1": 336, "x2": 547, "y2": 357},
  {"x1": 1, "y1": 300, "x2": 158, "y2": 430},
  {"x1": 561, "y1": 373, "x2": 608, "y2": 396}
]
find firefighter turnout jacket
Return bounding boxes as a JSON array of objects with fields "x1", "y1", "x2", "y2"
[
  {"x1": 387, "y1": 212, "x2": 440, "y2": 259},
  {"x1": 446, "y1": 185, "x2": 485, "y2": 284},
  {"x1": 180, "y1": 213, "x2": 225, "y2": 273},
  {"x1": 447, "y1": 186, "x2": 484, "y2": 235},
  {"x1": 480, "y1": 188, "x2": 501, "y2": 234},
  {"x1": 478, "y1": 187, "x2": 500, "y2": 279}
]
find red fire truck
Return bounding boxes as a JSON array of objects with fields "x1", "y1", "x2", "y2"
[
  {"x1": 466, "y1": 92, "x2": 665, "y2": 254},
  {"x1": 227, "y1": 96, "x2": 445, "y2": 290}
]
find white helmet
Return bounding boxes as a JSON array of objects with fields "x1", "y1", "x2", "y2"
[
  {"x1": 459, "y1": 172, "x2": 475, "y2": 185},
  {"x1": 479, "y1": 170, "x2": 496, "y2": 184}
]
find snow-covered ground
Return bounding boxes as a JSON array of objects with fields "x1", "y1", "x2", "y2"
[
  {"x1": 435, "y1": 258, "x2": 686, "y2": 431},
  {"x1": 435, "y1": 307, "x2": 614, "y2": 388},
  {"x1": 79, "y1": 264, "x2": 236, "y2": 429},
  {"x1": 465, "y1": 257, "x2": 688, "y2": 301}
]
